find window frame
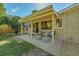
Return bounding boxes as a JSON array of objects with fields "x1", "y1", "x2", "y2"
[{"x1": 56, "y1": 17, "x2": 62, "y2": 28}]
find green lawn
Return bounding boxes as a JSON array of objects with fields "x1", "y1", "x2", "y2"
[{"x1": 0, "y1": 35, "x2": 34, "y2": 56}]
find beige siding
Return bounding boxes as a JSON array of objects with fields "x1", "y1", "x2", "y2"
[
  {"x1": 63, "y1": 9, "x2": 79, "y2": 43},
  {"x1": 61, "y1": 8, "x2": 79, "y2": 55},
  {"x1": 54, "y1": 29, "x2": 63, "y2": 55},
  {"x1": 62, "y1": 40, "x2": 79, "y2": 56}
]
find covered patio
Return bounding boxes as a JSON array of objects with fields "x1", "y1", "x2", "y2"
[
  {"x1": 19, "y1": 5, "x2": 59, "y2": 43},
  {"x1": 16, "y1": 34, "x2": 58, "y2": 55},
  {"x1": 18, "y1": 5, "x2": 61, "y2": 55}
]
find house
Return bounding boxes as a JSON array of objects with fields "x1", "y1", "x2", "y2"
[
  {"x1": 18, "y1": 4, "x2": 79, "y2": 56},
  {"x1": 59, "y1": 4, "x2": 79, "y2": 55},
  {"x1": 19, "y1": 5, "x2": 59, "y2": 43}
]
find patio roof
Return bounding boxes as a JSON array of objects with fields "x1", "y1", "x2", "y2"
[
  {"x1": 18, "y1": 3, "x2": 79, "y2": 23},
  {"x1": 18, "y1": 5, "x2": 59, "y2": 23}
]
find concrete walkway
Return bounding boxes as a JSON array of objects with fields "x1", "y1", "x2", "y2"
[
  {"x1": 23, "y1": 46, "x2": 53, "y2": 56},
  {"x1": 16, "y1": 35, "x2": 58, "y2": 55}
]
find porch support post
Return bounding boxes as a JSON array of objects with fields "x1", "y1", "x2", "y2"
[
  {"x1": 21, "y1": 23, "x2": 23, "y2": 34},
  {"x1": 52, "y1": 14, "x2": 55, "y2": 44},
  {"x1": 31, "y1": 21, "x2": 33, "y2": 39},
  {"x1": 39, "y1": 22, "x2": 41, "y2": 31}
]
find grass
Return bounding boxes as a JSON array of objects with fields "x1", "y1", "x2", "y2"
[{"x1": 0, "y1": 35, "x2": 34, "y2": 56}]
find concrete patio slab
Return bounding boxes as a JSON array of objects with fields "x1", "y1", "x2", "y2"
[{"x1": 16, "y1": 35, "x2": 60, "y2": 56}]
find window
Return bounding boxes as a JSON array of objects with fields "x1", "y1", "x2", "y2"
[
  {"x1": 56, "y1": 18, "x2": 62, "y2": 27},
  {"x1": 29, "y1": 24, "x2": 31, "y2": 28},
  {"x1": 41, "y1": 20, "x2": 52, "y2": 30},
  {"x1": 41, "y1": 21, "x2": 47, "y2": 30},
  {"x1": 47, "y1": 20, "x2": 52, "y2": 29}
]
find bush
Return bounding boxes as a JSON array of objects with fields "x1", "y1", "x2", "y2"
[{"x1": 0, "y1": 24, "x2": 13, "y2": 34}]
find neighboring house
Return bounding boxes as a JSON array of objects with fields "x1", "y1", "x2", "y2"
[{"x1": 18, "y1": 4, "x2": 79, "y2": 56}]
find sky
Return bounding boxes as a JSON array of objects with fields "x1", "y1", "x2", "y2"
[{"x1": 4, "y1": 3, "x2": 73, "y2": 17}]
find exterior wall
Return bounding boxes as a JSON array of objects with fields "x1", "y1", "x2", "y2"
[
  {"x1": 62, "y1": 9, "x2": 79, "y2": 43},
  {"x1": 62, "y1": 40, "x2": 79, "y2": 56},
  {"x1": 52, "y1": 14, "x2": 63, "y2": 55},
  {"x1": 60, "y1": 7, "x2": 79, "y2": 55},
  {"x1": 54, "y1": 29, "x2": 63, "y2": 55},
  {"x1": 19, "y1": 5, "x2": 79, "y2": 56}
]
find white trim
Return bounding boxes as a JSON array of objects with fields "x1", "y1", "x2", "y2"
[
  {"x1": 52, "y1": 6, "x2": 60, "y2": 18},
  {"x1": 59, "y1": 4, "x2": 79, "y2": 14}
]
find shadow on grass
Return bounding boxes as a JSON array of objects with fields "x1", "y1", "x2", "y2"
[{"x1": 0, "y1": 35, "x2": 34, "y2": 56}]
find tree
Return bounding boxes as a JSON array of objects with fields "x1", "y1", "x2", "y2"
[
  {"x1": 32, "y1": 10, "x2": 37, "y2": 13},
  {"x1": 0, "y1": 15, "x2": 21, "y2": 33},
  {"x1": 11, "y1": 16, "x2": 21, "y2": 31},
  {"x1": 0, "y1": 3, "x2": 5, "y2": 17},
  {"x1": 0, "y1": 16, "x2": 10, "y2": 25},
  {"x1": 0, "y1": 3, "x2": 21, "y2": 34}
]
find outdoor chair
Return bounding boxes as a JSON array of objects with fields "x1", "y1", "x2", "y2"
[
  {"x1": 35, "y1": 30, "x2": 52, "y2": 43},
  {"x1": 36, "y1": 30, "x2": 44, "y2": 40},
  {"x1": 42, "y1": 31, "x2": 52, "y2": 43}
]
